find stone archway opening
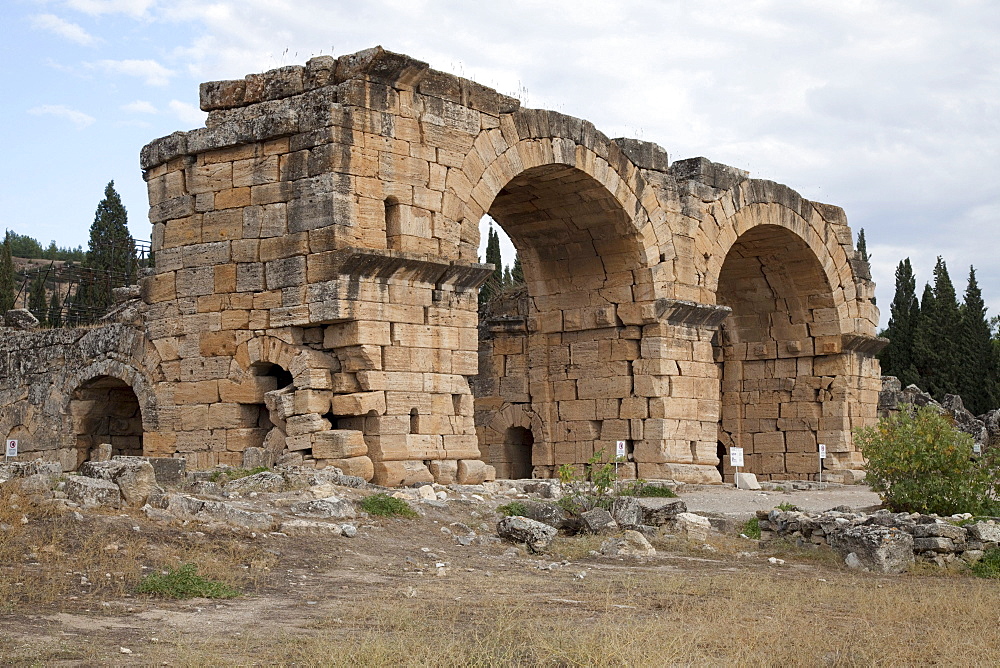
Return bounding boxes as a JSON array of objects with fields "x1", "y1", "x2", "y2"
[
  {"x1": 502, "y1": 426, "x2": 534, "y2": 479},
  {"x1": 715, "y1": 224, "x2": 837, "y2": 482},
  {"x1": 69, "y1": 376, "x2": 143, "y2": 467},
  {"x1": 475, "y1": 162, "x2": 648, "y2": 479}
]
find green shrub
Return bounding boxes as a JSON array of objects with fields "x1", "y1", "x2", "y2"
[
  {"x1": 359, "y1": 493, "x2": 419, "y2": 518},
  {"x1": 497, "y1": 501, "x2": 528, "y2": 517},
  {"x1": 971, "y1": 548, "x2": 1000, "y2": 579},
  {"x1": 855, "y1": 405, "x2": 1000, "y2": 516},
  {"x1": 742, "y1": 517, "x2": 761, "y2": 539},
  {"x1": 136, "y1": 564, "x2": 239, "y2": 599},
  {"x1": 620, "y1": 481, "x2": 678, "y2": 498},
  {"x1": 775, "y1": 503, "x2": 797, "y2": 512}
]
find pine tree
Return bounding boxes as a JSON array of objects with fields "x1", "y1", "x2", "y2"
[
  {"x1": 958, "y1": 267, "x2": 999, "y2": 414},
  {"x1": 79, "y1": 181, "x2": 136, "y2": 320},
  {"x1": 48, "y1": 290, "x2": 62, "y2": 328},
  {"x1": 28, "y1": 270, "x2": 47, "y2": 325},
  {"x1": 878, "y1": 258, "x2": 920, "y2": 387},
  {"x1": 0, "y1": 231, "x2": 15, "y2": 313}
]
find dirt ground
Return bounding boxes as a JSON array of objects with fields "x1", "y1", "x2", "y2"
[{"x1": 2, "y1": 480, "x2": 998, "y2": 666}]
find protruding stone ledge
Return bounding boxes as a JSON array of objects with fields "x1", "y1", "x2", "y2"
[
  {"x1": 314, "y1": 247, "x2": 493, "y2": 291},
  {"x1": 655, "y1": 298, "x2": 731, "y2": 328},
  {"x1": 841, "y1": 333, "x2": 889, "y2": 357}
]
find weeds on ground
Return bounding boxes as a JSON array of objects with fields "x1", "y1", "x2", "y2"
[
  {"x1": 742, "y1": 517, "x2": 761, "y2": 539},
  {"x1": 774, "y1": 502, "x2": 797, "y2": 512},
  {"x1": 359, "y1": 493, "x2": 418, "y2": 518},
  {"x1": 136, "y1": 563, "x2": 239, "y2": 599},
  {"x1": 971, "y1": 548, "x2": 1000, "y2": 579},
  {"x1": 497, "y1": 501, "x2": 528, "y2": 517},
  {"x1": 208, "y1": 466, "x2": 270, "y2": 483},
  {"x1": 619, "y1": 480, "x2": 678, "y2": 498}
]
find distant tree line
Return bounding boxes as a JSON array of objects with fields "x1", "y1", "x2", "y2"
[
  {"x1": 878, "y1": 255, "x2": 1000, "y2": 415},
  {"x1": 0, "y1": 181, "x2": 137, "y2": 327}
]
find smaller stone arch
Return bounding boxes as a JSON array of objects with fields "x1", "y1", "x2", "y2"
[
  {"x1": 61, "y1": 359, "x2": 159, "y2": 433},
  {"x1": 67, "y1": 376, "x2": 145, "y2": 468},
  {"x1": 482, "y1": 403, "x2": 546, "y2": 479}
]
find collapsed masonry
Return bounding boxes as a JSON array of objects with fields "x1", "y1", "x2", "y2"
[{"x1": 0, "y1": 46, "x2": 885, "y2": 485}]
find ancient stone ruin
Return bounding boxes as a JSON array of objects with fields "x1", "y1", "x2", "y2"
[{"x1": 0, "y1": 46, "x2": 884, "y2": 486}]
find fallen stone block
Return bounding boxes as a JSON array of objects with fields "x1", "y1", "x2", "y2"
[
  {"x1": 828, "y1": 526, "x2": 914, "y2": 574},
  {"x1": 223, "y1": 471, "x2": 286, "y2": 494},
  {"x1": 280, "y1": 519, "x2": 345, "y2": 536},
  {"x1": 967, "y1": 521, "x2": 1000, "y2": 544},
  {"x1": 508, "y1": 500, "x2": 569, "y2": 529},
  {"x1": 599, "y1": 529, "x2": 655, "y2": 557},
  {"x1": 734, "y1": 472, "x2": 761, "y2": 490},
  {"x1": 611, "y1": 496, "x2": 687, "y2": 528},
  {"x1": 66, "y1": 475, "x2": 122, "y2": 508},
  {"x1": 674, "y1": 512, "x2": 712, "y2": 542},
  {"x1": 496, "y1": 515, "x2": 557, "y2": 553},
  {"x1": 0, "y1": 460, "x2": 62, "y2": 484},
  {"x1": 580, "y1": 507, "x2": 618, "y2": 534},
  {"x1": 196, "y1": 500, "x2": 276, "y2": 531},
  {"x1": 80, "y1": 459, "x2": 158, "y2": 507},
  {"x1": 290, "y1": 495, "x2": 357, "y2": 519}
]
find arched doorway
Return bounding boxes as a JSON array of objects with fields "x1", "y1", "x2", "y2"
[
  {"x1": 715, "y1": 224, "x2": 838, "y2": 481},
  {"x1": 69, "y1": 376, "x2": 143, "y2": 466},
  {"x1": 476, "y1": 162, "x2": 650, "y2": 478}
]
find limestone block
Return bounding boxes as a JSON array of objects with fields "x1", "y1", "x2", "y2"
[
  {"x1": 66, "y1": 475, "x2": 122, "y2": 508},
  {"x1": 371, "y1": 460, "x2": 434, "y2": 487},
  {"x1": 427, "y1": 459, "x2": 459, "y2": 484},
  {"x1": 264, "y1": 388, "x2": 296, "y2": 420},
  {"x1": 293, "y1": 389, "x2": 332, "y2": 415},
  {"x1": 285, "y1": 414, "x2": 332, "y2": 436},
  {"x1": 331, "y1": 391, "x2": 386, "y2": 416},
  {"x1": 457, "y1": 459, "x2": 495, "y2": 484},
  {"x1": 311, "y1": 430, "x2": 368, "y2": 459},
  {"x1": 319, "y1": 456, "x2": 374, "y2": 481},
  {"x1": 324, "y1": 322, "x2": 392, "y2": 348}
]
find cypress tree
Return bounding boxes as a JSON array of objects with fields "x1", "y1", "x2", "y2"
[
  {"x1": 958, "y1": 267, "x2": 999, "y2": 414},
  {"x1": 913, "y1": 258, "x2": 961, "y2": 399},
  {"x1": 856, "y1": 228, "x2": 869, "y2": 262},
  {"x1": 480, "y1": 224, "x2": 503, "y2": 307},
  {"x1": 80, "y1": 181, "x2": 136, "y2": 320},
  {"x1": 0, "y1": 232, "x2": 15, "y2": 313},
  {"x1": 48, "y1": 290, "x2": 62, "y2": 328},
  {"x1": 511, "y1": 252, "x2": 524, "y2": 285},
  {"x1": 28, "y1": 270, "x2": 47, "y2": 325},
  {"x1": 878, "y1": 258, "x2": 920, "y2": 387}
]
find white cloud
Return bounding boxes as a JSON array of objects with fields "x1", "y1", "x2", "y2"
[
  {"x1": 168, "y1": 99, "x2": 206, "y2": 126},
  {"x1": 28, "y1": 104, "x2": 95, "y2": 128},
  {"x1": 91, "y1": 59, "x2": 174, "y2": 86},
  {"x1": 30, "y1": 13, "x2": 97, "y2": 46},
  {"x1": 62, "y1": 0, "x2": 154, "y2": 18},
  {"x1": 122, "y1": 99, "x2": 157, "y2": 114}
]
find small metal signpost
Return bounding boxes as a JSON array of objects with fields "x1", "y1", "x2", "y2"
[
  {"x1": 615, "y1": 440, "x2": 626, "y2": 488},
  {"x1": 5, "y1": 439, "x2": 17, "y2": 461},
  {"x1": 818, "y1": 443, "x2": 827, "y2": 484},
  {"x1": 730, "y1": 446, "x2": 744, "y2": 488}
]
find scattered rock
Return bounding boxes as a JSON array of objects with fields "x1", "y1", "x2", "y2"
[
  {"x1": 496, "y1": 516, "x2": 557, "y2": 553},
  {"x1": 579, "y1": 507, "x2": 618, "y2": 534},
  {"x1": 80, "y1": 459, "x2": 159, "y2": 507},
  {"x1": 290, "y1": 496, "x2": 356, "y2": 519},
  {"x1": 674, "y1": 512, "x2": 712, "y2": 542},
  {"x1": 599, "y1": 530, "x2": 656, "y2": 557}
]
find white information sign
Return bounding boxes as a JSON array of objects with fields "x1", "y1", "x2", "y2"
[
  {"x1": 974, "y1": 443, "x2": 982, "y2": 455},
  {"x1": 818, "y1": 443, "x2": 827, "y2": 459},
  {"x1": 616, "y1": 440, "x2": 627, "y2": 458},
  {"x1": 730, "y1": 447, "x2": 744, "y2": 468},
  {"x1": 5, "y1": 439, "x2": 17, "y2": 457}
]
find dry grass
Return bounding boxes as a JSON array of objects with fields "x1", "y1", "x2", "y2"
[
  {"x1": 138, "y1": 565, "x2": 1000, "y2": 666},
  {"x1": 0, "y1": 481, "x2": 276, "y2": 612}
]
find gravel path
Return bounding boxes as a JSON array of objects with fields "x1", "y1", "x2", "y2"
[{"x1": 677, "y1": 484, "x2": 883, "y2": 519}]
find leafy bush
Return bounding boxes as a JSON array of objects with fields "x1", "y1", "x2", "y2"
[
  {"x1": 497, "y1": 501, "x2": 528, "y2": 517},
  {"x1": 620, "y1": 481, "x2": 678, "y2": 498},
  {"x1": 775, "y1": 503, "x2": 797, "y2": 512},
  {"x1": 855, "y1": 405, "x2": 1000, "y2": 516},
  {"x1": 136, "y1": 564, "x2": 239, "y2": 599},
  {"x1": 742, "y1": 517, "x2": 761, "y2": 539},
  {"x1": 971, "y1": 548, "x2": 1000, "y2": 579},
  {"x1": 359, "y1": 493, "x2": 419, "y2": 518}
]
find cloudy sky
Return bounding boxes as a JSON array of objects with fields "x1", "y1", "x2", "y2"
[{"x1": 3, "y1": 0, "x2": 999, "y2": 320}]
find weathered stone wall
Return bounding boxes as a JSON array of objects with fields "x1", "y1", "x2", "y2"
[
  {"x1": 1, "y1": 46, "x2": 884, "y2": 484},
  {"x1": 0, "y1": 321, "x2": 159, "y2": 470}
]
